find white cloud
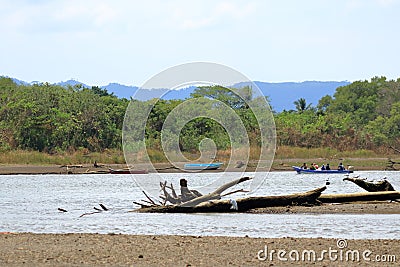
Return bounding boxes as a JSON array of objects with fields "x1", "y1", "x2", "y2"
[
  {"x1": 1, "y1": 1, "x2": 257, "y2": 35},
  {"x1": 176, "y1": 1, "x2": 257, "y2": 30},
  {"x1": 344, "y1": 0, "x2": 397, "y2": 11},
  {"x1": 344, "y1": 0, "x2": 364, "y2": 11},
  {"x1": 0, "y1": 0, "x2": 120, "y2": 35},
  {"x1": 53, "y1": 1, "x2": 118, "y2": 27},
  {"x1": 1, "y1": 0, "x2": 399, "y2": 84},
  {"x1": 375, "y1": 0, "x2": 396, "y2": 6}
]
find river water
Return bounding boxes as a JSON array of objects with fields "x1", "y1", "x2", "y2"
[{"x1": 0, "y1": 171, "x2": 399, "y2": 239}]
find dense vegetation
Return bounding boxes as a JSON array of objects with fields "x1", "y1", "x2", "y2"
[
  {"x1": 1, "y1": 76, "x2": 400, "y2": 158},
  {"x1": 0, "y1": 77, "x2": 128, "y2": 153},
  {"x1": 276, "y1": 76, "x2": 400, "y2": 152}
]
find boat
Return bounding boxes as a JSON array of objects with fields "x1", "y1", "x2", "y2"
[
  {"x1": 292, "y1": 166, "x2": 353, "y2": 174},
  {"x1": 184, "y1": 163, "x2": 223, "y2": 170},
  {"x1": 109, "y1": 168, "x2": 148, "y2": 174}
]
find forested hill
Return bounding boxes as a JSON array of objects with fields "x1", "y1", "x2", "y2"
[
  {"x1": 1, "y1": 76, "x2": 399, "y2": 154},
  {"x1": 11, "y1": 77, "x2": 349, "y2": 112}
]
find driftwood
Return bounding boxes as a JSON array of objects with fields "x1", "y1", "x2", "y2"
[
  {"x1": 155, "y1": 165, "x2": 179, "y2": 171},
  {"x1": 135, "y1": 186, "x2": 327, "y2": 213},
  {"x1": 136, "y1": 177, "x2": 252, "y2": 208},
  {"x1": 235, "y1": 161, "x2": 245, "y2": 168},
  {"x1": 386, "y1": 158, "x2": 400, "y2": 170},
  {"x1": 133, "y1": 173, "x2": 400, "y2": 214},
  {"x1": 179, "y1": 177, "x2": 251, "y2": 207},
  {"x1": 389, "y1": 146, "x2": 400, "y2": 154},
  {"x1": 86, "y1": 169, "x2": 109, "y2": 174},
  {"x1": 79, "y1": 204, "x2": 109, "y2": 217},
  {"x1": 319, "y1": 191, "x2": 400, "y2": 203},
  {"x1": 60, "y1": 164, "x2": 84, "y2": 168},
  {"x1": 323, "y1": 177, "x2": 398, "y2": 203},
  {"x1": 99, "y1": 203, "x2": 108, "y2": 211},
  {"x1": 343, "y1": 177, "x2": 395, "y2": 192}
]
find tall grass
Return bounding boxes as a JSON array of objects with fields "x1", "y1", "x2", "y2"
[
  {"x1": 0, "y1": 149, "x2": 125, "y2": 165},
  {"x1": 275, "y1": 146, "x2": 380, "y2": 159},
  {"x1": 0, "y1": 146, "x2": 394, "y2": 165}
]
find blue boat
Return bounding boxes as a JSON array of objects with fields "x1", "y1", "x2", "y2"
[
  {"x1": 292, "y1": 166, "x2": 353, "y2": 174},
  {"x1": 184, "y1": 163, "x2": 223, "y2": 170}
]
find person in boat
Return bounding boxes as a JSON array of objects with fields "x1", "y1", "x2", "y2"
[
  {"x1": 313, "y1": 163, "x2": 319, "y2": 169},
  {"x1": 321, "y1": 164, "x2": 326, "y2": 170},
  {"x1": 338, "y1": 162, "x2": 345, "y2": 171},
  {"x1": 309, "y1": 163, "x2": 316, "y2": 170},
  {"x1": 325, "y1": 163, "x2": 331, "y2": 170},
  {"x1": 301, "y1": 163, "x2": 308, "y2": 169}
]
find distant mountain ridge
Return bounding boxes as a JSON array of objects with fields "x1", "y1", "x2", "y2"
[
  {"x1": 8, "y1": 77, "x2": 349, "y2": 112},
  {"x1": 253, "y1": 81, "x2": 350, "y2": 111}
]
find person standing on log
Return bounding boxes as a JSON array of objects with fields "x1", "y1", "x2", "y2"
[{"x1": 180, "y1": 179, "x2": 202, "y2": 202}]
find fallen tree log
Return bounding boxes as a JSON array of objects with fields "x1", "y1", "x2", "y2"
[
  {"x1": 343, "y1": 177, "x2": 395, "y2": 192},
  {"x1": 134, "y1": 186, "x2": 327, "y2": 213},
  {"x1": 156, "y1": 177, "x2": 251, "y2": 207},
  {"x1": 179, "y1": 177, "x2": 251, "y2": 207},
  {"x1": 319, "y1": 191, "x2": 400, "y2": 203}
]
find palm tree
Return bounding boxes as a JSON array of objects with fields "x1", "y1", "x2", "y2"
[{"x1": 294, "y1": 98, "x2": 312, "y2": 113}]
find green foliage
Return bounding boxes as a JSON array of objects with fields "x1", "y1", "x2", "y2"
[
  {"x1": 316, "y1": 95, "x2": 332, "y2": 114},
  {"x1": 293, "y1": 98, "x2": 313, "y2": 113},
  {"x1": 1, "y1": 75, "x2": 400, "y2": 156},
  {"x1": 179, "y1": 117, "x2": 230, "y2": 151},
  {"x1": 0, "y1": 77, "x2": 128, "y2": 152},
  {"x1": 190, "y1": 85, "x2": 252, "y2": 109},
  {"x1": 276, "y1": 76, "x2": 400, "y2": 151},
  {"x1": 89, "y1": 86, "x2": 114, "y2": 97},
  {"x1": 327, "y1": 78, "x2": 381, "y2": 128}
]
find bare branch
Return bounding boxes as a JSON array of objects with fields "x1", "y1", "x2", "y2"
[
  {"x1": 133, "y1": 201, "x2": 151, "y2": 208},
  {"x1": 99, "y1": 204, "x2": 108, "y2": 211},
  {"x1": 221, "y1": 189, "x2": 249, "y2": 197},
  {"x1": 170, "y1": 183, "x2": 178, "y2": 199},
  {"x1": 180, "y1": 177, "x2": 251, "y2": 207},
  {"x1": 142, "y1": 190, "x2": 157, "y2": 205}
]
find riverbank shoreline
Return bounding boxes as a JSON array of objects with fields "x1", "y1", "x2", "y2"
[
  {"x1": 248, "y1": 201, "x2": 400, "y2": 214},
  {"x1": 0, "y1": 233, "x2": 398, "y2": 266},
  {"x1": 0, "y1": 157, "x2": 395, "y2": 175}
]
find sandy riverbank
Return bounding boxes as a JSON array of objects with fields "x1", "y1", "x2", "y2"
[
  {"x1": 1, "y1": 161, "x2": 399, "y2": 266},
  {"x1": 0, "y1": 158, "x2": 392, "y2": 175},
  {"x1": 0, "y1": 163, "x2": 129, "y2": 175},
  {"x1": 0, "y1": 163, "x2": 247, "y2": 175},
  {"x1": 0, "y1": 233, "x2": 398, "y2": 266},
  {"x1": 2, "y1": 201, "x2": 399, "y2": 265},
  {"x1": 248, "y1": 201, "x2": 400, "y2": 214}
]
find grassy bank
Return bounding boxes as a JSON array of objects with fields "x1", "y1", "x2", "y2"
[
  {"x1": 0, "y1": 149, "x2": 125, "y2": 165},
  {"x1": 0, "y1": 146, "x2": 397, "y2": 171},
  {"x1": 275, "y1": 146, "x2": 379, "y2": 159}
]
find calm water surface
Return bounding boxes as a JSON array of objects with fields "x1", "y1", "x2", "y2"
[{"x1": 0, "y1": 171, "x2": 399, "y2": 239}]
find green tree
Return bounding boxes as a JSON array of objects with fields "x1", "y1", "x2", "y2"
[
  {"x1": 294, "y1": 98, "x2": 313, "y2": 113},
  {"x1": 317, "y1": 95, "x2": 332, "y2": 114},
  {"x1": 327, "y1": 78, "x2": 382, "y2": 128},
  {"x1": 190, "y1": 85, "x2": 252, "y2": 109},
  {"x1": 89, "y1": 86, "x2": 114, "y2": 97}
]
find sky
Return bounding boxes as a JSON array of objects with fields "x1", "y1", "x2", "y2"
[{"x1": 1, "y1": 0, "x2": 400, "y2": 86}]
